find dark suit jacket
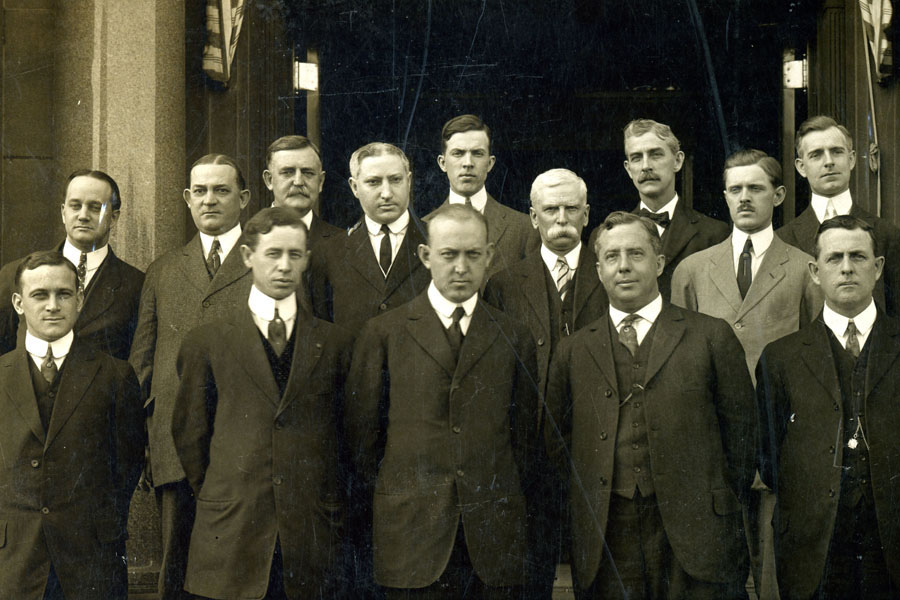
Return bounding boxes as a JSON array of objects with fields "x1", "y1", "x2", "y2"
[
  {"x1": 308, "y1": 211, "x2": 431, "y2": 330},
  {"x1": 129, "y1": 233, "x2": 252, "y2": 487},
  {"x1": 0, "y1": 244, "x2": 144, "y2": 359},
  {"x1": 308, "y1": 212, "x2": 342, "y2": 248},
  {"x1": 346, "y1": 293, "x2": 540, "y2": 588},
  {"x1": 424, "y1": 195, "x2": 541, "y2": 278},
  {"x1": 756, "y1": 314, "x2": 900, "y2": 599},
  {"x1": 172, "y1": 306, "x2": 352, "y2": 599},
  {"x1": 0, "y1": 341, "x2": 144, "y2": 599},
  {"x1": 483, "y1": 244, "x2": 608, "y2": 397},
  {"x1": 546, "y1": 302, "x2": 757, "y2": 588},
  {"x1": 777, "y1": 203, "x2": 900, "y2": 317}
]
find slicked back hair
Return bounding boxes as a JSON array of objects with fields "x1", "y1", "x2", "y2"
[
  {"x1": 722, "y1": 149, "x2": 783, "y2": 188},
  {"x1": 623, "y1": 119, "x2": 681, "y2": 156},
  {"x1": 814, "y1": 214, "x2": 878, "y2": 259},
  {"x1": 265, "y1": 135, "x2": 322, "y2": 169},
  {"x1": 14, "y1": 250, "x2": 78, "y2": 294},
  {"x1": 349, "y1": 142, "x2": 410, "y2": 179},
  {"x1": 426, "y1": 204, "x2": 489, "y2": 245},
  {"x1": 66, "y1": 169, "x2": 122, "y2": 211},
  {"x1": 593, "y1": 210, "x2": 663, "y2": 257},
  {"x1": 530, "y1": 168, "x2": 587, "y2": 206},
  {"x1": 795, "y1": 115, "x2": 853, "y2": 156},
  {"x1": 441, "y1": 114, "x2": 492, "y2": 153},
  {"x1": 191, "y1": 153, "x2": 247, "y2": 190},
  {"x1": 241, "y1": 207, "x2": 309, "y2": 251}
]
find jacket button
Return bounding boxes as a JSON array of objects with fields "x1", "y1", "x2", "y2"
[
  {"x1": 829, "y1": 446, "x2": 835, "y2": 454},
  {"x1": 734, "y1": 322, "x2": 743, "y2": 329},
  {"x1": 828, "y1": 489, "x2": 835, "y2": 497},
  {"x1": 599, "y1": 431, "x2": 608, "y2": 440},
  {"x1": 273, "y1": 476, "x2": 283, "y2": 485},
  {"x1": 834, "y1": 404, "x2": 839, "y2": 411},
  {"x1": 456, "y1": 469, "x2": 464, "y2": 477},
  {"x1": 31, "y1": 459, "x2": 40, "y2": 468},
  {"x1": 202, "y1": 300, "x2": 210, "y2": 308},
  {"x1": 537, "y1": 338, "x2": 545, "y2": 346},
  {"x1": 41, "y1": 507, "x2": 50, "y2": 515},
  {"x1": 452, "y1": 426, "x2": 461, "y2": 434},
  {"x1": 274, "y1": 419, "x2": 284, "y2": 430},
  {"x1": 599, "y1": 477, "x2": 607, "y2": 486},
  {"x1": 379, "y1": 303, "x2": 388, "y2": 311},
  {"x1": 605, "y1": 389, "x2": 612, "y2": 398}
]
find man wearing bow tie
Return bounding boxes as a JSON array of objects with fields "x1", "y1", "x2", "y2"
[
  {"x1": 346, "y1": 204, "x2": 540, "y2": 599},
  {"x1": 591, "y1": 119, "x2": 729, "y2": 301},
  {"x1": 758, "y1": 215, "x2": 900, "y2": 599},
  {"x1": 0, "y1": 251, "x2": 143, "y2": 599}
]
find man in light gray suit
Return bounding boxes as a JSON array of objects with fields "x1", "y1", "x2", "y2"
[{"x1": 129, "y1": 153, "x2": 253, "y2": 600}]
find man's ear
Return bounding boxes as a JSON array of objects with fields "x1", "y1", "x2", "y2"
[
  {"x1": 75, "y1": 289, "x2": 84, "y2": 313},
  {"x1": 795, "y1": 157, "x2": 808, "y2": 179},
  {"x1": 263, "y1": 170, "x2": 274, "y2": 190},
  {"x1": 486, "y1": 155, "x2": 496, "y2": 173},
  {"x1": 808, "y1": 259, "x2": 820, "y2": 286},
  {"x1": 11, "y1": 292, "x2": 23, "y2": 316},
  {"x1": 348, "y1": 177, "x2": 359, "y2": 199},
  {"x1": 183, "y1": 189, "x2": 192, "y2": 207},
  {"x1": 672, "y1": 150, "x2": 685, "y2": 173},
  {"x1": 773, "y1": 186, "x2": 786, "y2": 208},
  {"x1": 418, "y1": 243, "x2": 432, "y2": 268},
  {"x1": 485, "y1": 243, "x2": 496, "y2": 268},
  {"x1": 437, "y1": 154, "x2": 448, "y2": 173},
  {"x1": 239, "y1": 189, "x2": 251, "y2": 210},
  {"x1": 240, "y1": 244, "x2": 254, "y2": 269}
]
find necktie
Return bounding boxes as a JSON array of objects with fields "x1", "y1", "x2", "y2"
[
  {"x1": 379, "y1": 225, "x2": 392, "y2": 277},
  {"x1": 824, "y1": 199, "x2": 838, "y2": 220},
  {"x1": 464, "y1": 196, "x2": 473, "y2": 208},
  {"x1": 446, "y1": 306, "x2": 465, "y2": 361},
  {"x1": 41, "y1": 346, "x2": 58, "y2": 383},
  {"x1": 845, "y1": 319, "x2": 860, "y2": 358},
  {"x1": 555, "y1": 257, "x2": 572, "y2": 300},
  {"x1": 76, "y1": 252, "x2": 87, "y2": 295},
  {"x1": 637, "y1": 209, "x2": 671, "y2": 229},
  {"x1": 737, "y1": 237, "x2": 753, "y2": 299},
  {"x1": 618, "y1": 314, "x2": 640, "y2": 356},
  {"x1": 206, "y1": 238, "x2": 221, "y2": 279},
  {"x1": 268, "y1": 308, "x2": 287, "y2": 357}
]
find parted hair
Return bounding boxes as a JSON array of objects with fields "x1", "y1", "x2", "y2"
[
  {"x1": 796, "y1": 115, "x2": 853, "y2": 156},
  {"x1": 722, "y1": 149, "x2": 782, "y2": 188},
  {"x1": 441, "y1": 114, "x2": 492, "y2": 153},
  {"x1": 349, "y1": 142, "x2": 410, "y2": 179},
  {"x1": 190, "y1": 153, "x2": 247, "y2": 190},
  {"x1": 623, "y1": 119, "x2": 681, "y2": 155},
  {"x1": 814, "y1": 214, "x2": 878, "y2": 259},
  {"x1": 265, "y1": 135, "x2": 322, "y2": 169},
  {"x1": 241, "y1": 207, "x2": 309, "y2": 251},
  {"x1": 14, "y1": 251, "x2": 78, "y2": 293},
  {"x1": 593, "y1": 210, "x2": 663, "y2": 257},
  {"x1": 66, "y1": 169, "x2": 122, "y2": 211},
  {"x1": 425, "y1": 204, "x2": 490, "y2": 244},
  {"x1": 530, "y1": 168, "x2": 587, "y2": 206}
]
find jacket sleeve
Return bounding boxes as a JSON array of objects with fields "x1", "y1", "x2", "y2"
[
  {"x1": 113, "y1": 359, "x2": 147, "y2": 515},
  {"x1": 755, "y1": 344, "x2": 788, "y2": 492},
  {"x1": 544, "y1": 337, "x2": 574, "y2": 488},
  {"x1": 128, "y1": 263, "x2": 160, "y2": 406},
  {"x1": 510, "y1": 323, "x2": 541, "y2": 498},
  {"x1": 669, "y1": 260, "x2": 698, "y2": 311}
]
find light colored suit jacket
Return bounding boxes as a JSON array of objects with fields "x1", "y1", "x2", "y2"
[{"x1": 671, "y1": 234, "x2": 822, "y2": 381}]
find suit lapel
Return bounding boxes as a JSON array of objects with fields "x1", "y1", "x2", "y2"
[
  {"x1": 278, "y1": 315, "x2": 324, "y2": 415},
  {"x1": 643, "y1": 303, "x2": 687, "y2": 386},
  {"x1": 572, "y1": 245, "x2": 601, "y2": 322},
  {"x1": 738, "y1": 237, "x2": 788, "y2": 318},
  {"x1": 522, "y1": 253, "x2": 552, "y2": 341},
  {"x1": 346, "y1": 225, "x2": 388, "y2": 293},
  {"x1": 800, "y1": 320, "x2": 842, "y2": 407},
  {"x1": 453, "y1": 301, "x2": 500, "y2": 382},
  {"x1": 384, "y1": 216, "x2": 426, "y2": 297},
  {"x1": 789, "y1": 207, "x2": 821, "y2": 255},
  {"x1": 207, "y1": 241, "x2": 250, "y2": 298},
  {"x1": 484, "y1": 196, "x2": 510, "y2": 247},
  {"x1": 707, "y1": 239, "x2": 743, "y2": 315},
  {"x1": 406, "y1": 294, "x2": 457, "y2": 375},
  {"x1": 660, "y1": 202, "x2": 699, "y2": 265},
  {"x1": 230, "y1": 311, "x2": 281, "y2": 405},
  {"x1": 45, "y1": 344, "x2": 100, "y2": 449},
  {"x1": 73, "y1": 247, "x2": 122, "y2": 326},
  {"x1": 864, "y1": 314, "x2": 900, "y2": 400},
  {"x1": 178, "y1": 235, "x2": 214, "y2": 294},
  {"x1": 2, "y1": 350, "x2": 45, "y2": 444},
  {"x1": 585, "y1": 316, "x2": 617, "y2": 391}
]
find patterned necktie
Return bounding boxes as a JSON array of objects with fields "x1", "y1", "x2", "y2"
[
  {"x1": 737, "y1": 237, "x2": 753, "y2": 299},
  {"x1": 845, "y1": 319, "x2": 860, "y2": 358},
  {"x1": 824, "y1": 199, "x2": 838, "y2": 220},
  {"x1": 76, "y1": 252, "x2": 87, "y2": 295},
  {"x1": 379, "y1": 225, "x2": 392, "y2": 277},
  {"x1": 446, "y1": 306, "x2": 465, "y2": 361},
  {"x1": 41, "y1": 346, "x2": 58, "y2": 383},
  {"x1": 637, "y1": 209, "x2": 671, "y2": 229},
  {"x1": 555, "y1": 257, "x2": 572, "y2": 300},
  {"x1": 268, "y1": 308, "x2": 287, "y2": 357},
  {"x1": 618, "y1": 314, "x2": 640, "y2": 356},
  {"x1": 206, "y1": 238, "x2": 221, "y2": 279}
]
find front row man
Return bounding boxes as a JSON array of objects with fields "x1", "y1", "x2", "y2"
[
  {"x1": 0, "y1": 252, "x2": 144, "y2": 599},
  {"x1": 172, "y1": 207, "x2": 352, "y2": 599},
  {"x1": 547, "y1": 211, "x2": 757, "y2": 599},
  {"x1": 758, "y1": 216, "x2": 900, "y2": 599},
  {"x1": 347, "y1": 205, "x2": 540, "y2": 598}
]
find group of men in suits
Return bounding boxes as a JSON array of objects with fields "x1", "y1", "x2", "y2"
[{"x1": 2, "y1": 110, "x2": 900, "y2": 600}]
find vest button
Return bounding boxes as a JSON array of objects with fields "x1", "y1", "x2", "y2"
[
  {"x1": 31, "y1": 459, "x2": 40, "y2": 468},
  {"x1": 599, "y1": 431, "x2": 608, "y2": 440},
  {"x1": 275, "y1": 419, "x2": 284, "y2": 430},
  {"x1": 829, "y1": 446, "x2": 835, "y2": 454},
  {"x1": 379, "y1": 303, "x2": 388, "y2": 311},
  {"x1": 456, "y1": 469, "x2": 465, "y2": 477},
  {"x1": 634, "y1": 402, "x2": 641, "y2": 408},
  {"x1": 41, "y1": 507, "x2": 50, "y2": 515},
  {"x1": 202, "y1": 300, "x2": 210, "y2": 308},
  {"x1": 634, "y1": 467, "x2": 641, "y2": 473},
  {"x1": 828, "y1": 489, "x2": 835, "y2": 497},
  {"x1": 599, "y1": 477, "x2": 607, "y2": 486},
  {"x1": 605, "y1": 389, "x2": 612, "y2": 398},
  {"x1": 734, "y1": 322, "x2": 743, "y2": 330},
  {"x1": 452, "y1": 426, "x2": 461, "y2": 434},
  {"x1": 273, "y1": 476, "x2": 283, "y2": 485},
  {"x1": 632, "y1": 363, "x2": 641, "y2": 369},
  {"x1": 537, "y1": 338, "x2": 545, "y2": 346},
  {"x1": 632, "y1": 422, "x2": 639, "y2": 428}
]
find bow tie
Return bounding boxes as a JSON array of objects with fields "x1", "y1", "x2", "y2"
[{"x1": 637, "y1": 209, "x2": 671, "y2": 229}]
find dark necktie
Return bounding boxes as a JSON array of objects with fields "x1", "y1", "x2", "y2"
[
  {"x1": 76, "y1": 252, "x2": 87, "y2": 296},
  {"x1": 637, "y1": 209, "x2": 670, "y2": 229},
  {"x1": 206, "y1": 238, "x2": 221, "y2": 279},
  {"x1": 379, "y1": 225, "x2": 392, "y2": 277},
  {"x1": 446, "y1": 306, "x2": 465, "y2": 361},
  {"x1": 41, "y1": 347, "x2": 58, "y2": 383},
  {"x1": 618, "y1": 314, "x2": 640, "y2": 356},
  {"x1": 464, "y1": 196, "x2": 473, "y2": 208},
  {"x1": 845, "y1": 319, "x2": 860, "y2": 358},
  {"x1": 737, "y1": 237, "x2": 753, "y2": 300},
  {"x1": 268, "y1": 308, "x2": 287, "y2": 357},
  {"x1": 555, "y1": 257, "x2": 572, "y2": 300}
]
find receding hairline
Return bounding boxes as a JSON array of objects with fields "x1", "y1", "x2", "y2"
[
  {"x1": 427, "y1": 212, "x2": 489, "y2": 244},
  {"x1": 189, "y1": 162, "x2": 243, "y2": 187}
]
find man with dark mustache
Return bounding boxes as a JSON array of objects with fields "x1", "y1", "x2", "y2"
[
  {"x1": 129, "y1": 153, "x2": 253, "y2": 600},
  {"x1": 778, "y1": 115, "x2": 900, "y2": 317},
  {"x1": 591, "y1": 119, "x2": 729, "y2": 300}
]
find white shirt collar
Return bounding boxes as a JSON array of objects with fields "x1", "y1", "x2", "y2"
[
  {"x1": 640, "y1": 193, "x2": 679, "y2": 219},
  {"x1": 365, "y1": 210, "x2": 410, "y2": 236},
  {"x1": 608, "y1": 293, "x2": 663, "y2": 329},
  {"x1": 248, "y1": 285, "x2": 297, "y2": 322},
  {"x1": 25, "y1": 330, "x2": 74, "y2": 368},
  {"x1": 732, "y1": 224, "x2": 774, "y2": 260},
  {"x1": 199, "y1": 223, "x2": 242, "y2": 259},
  {"x1": 427, "y1": 280, "x2": 478, "y2": 335},
  {"x1": 541, "y1": 242, "x2": 582, "y2": 273},
  {"x1": 811, "y1": 189, "x2": 853, "y2": 222},
  {"x1": 822, "y1": 298, "x2": 877, "y2": 343},
  {"x1": 448, "y1": 187, "x2": 488, "y2": 213},
  {"x1": 300, "y1": 210, "x2": 313, "y2": 230},
  {"x1": 62, "y1": 239, "x2": 108, "y2": 273}
]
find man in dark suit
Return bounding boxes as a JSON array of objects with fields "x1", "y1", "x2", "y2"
[
  {"x1": 424, "y1": 114, "x2": 539, "y2": 278},
  {"x1": 591, "y1": 119, "x2": 730, "y2": 301},
  {"x1": 309, "y1": 142, "x2": 430, "y2": 330},
  {"x1": 0, "y1": 169, "x2": 144, "y2": 359},
  {"x1": 484, "y1": 168, "x2": 607, "y2": 598},
  {"x1": 263, "y1": 135, "x2": 341, "y2": 249},
  {"x1": 173, "y1": 208, "x2": 351, "y2": 599},
  {"x1": 129, "y1": 153, "x2": 253, "y2": 600},
  {"x1": 758, "y1": 216, "x2": 900, "y2": 599},
  {"x1": 777, "y1": 115, "x2": 900, "y2": 318},
  {"x1": 347, "y1": 205, "x2": 540, "y2": 599},
  {"x1": 547, "y1": 211, "x2": 756, "y2": 599},
  {"x1": 0, "y1": 251, "x2": 143, "y2": 599}
]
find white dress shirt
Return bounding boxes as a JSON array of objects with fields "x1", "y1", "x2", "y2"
[
  {"x1": 449, "y1": 187, "x2": 488, "y2": 214},
  {"x1": 811, "y1": 189, "x2": 853, "y2": 223},
  {"x1": 427, "y1": 281, "x2": 477, "y2": 335},
  {"x1": 822, "y1": 299, "x2": 876, "y2": 352},
  {"x1": 62, "y1": 240, "x2": 108, "y2": 289},
  {"x1": 608, "y1": 294, "x2": 663, "y2": 346},
  {"x1": 731, "y1": 225, "x2": 774, "y2": 278},
  {"x1": 248, "y1": 285, "x2": 298, "y2": 341},
  {"x1": 26, "y1": 330, "x2": 74, "y2": 370},
  {"x1": 640, "y1": 194, "x2": 679, "y2": 237},
  {"x1": 199, "y1": 223, "x2": 242, "y2": 264},
  {"x1": 365, "y1": 211, "x2": 409, "y2": 273},
  {"x1": 541, "y1": 242, "x2": 581, "y2": 288}
]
